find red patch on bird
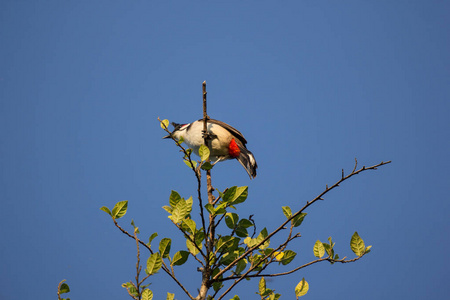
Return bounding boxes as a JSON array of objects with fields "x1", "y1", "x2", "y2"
[{"x1": 228, "y1": 139, "x2": 241, "y2": 158}]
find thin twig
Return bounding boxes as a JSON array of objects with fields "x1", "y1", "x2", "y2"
[
  {"x1": 113, "y1": 219, "x2": 154, "y2": 254},
  {"x1": 172, "y1": 222, "x2": 207, "y2": 262},
  {"x1": 134, "y1": 229, "x2": 143, "y2": 299}
]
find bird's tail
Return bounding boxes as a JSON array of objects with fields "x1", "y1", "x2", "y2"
[{"x1": 236, "y1": 146, "x2": 258, "y2": 179}]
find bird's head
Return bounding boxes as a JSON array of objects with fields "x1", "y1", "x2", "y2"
[{"x1": 163, "y1": 122, "x2": 189, "y2": 140}]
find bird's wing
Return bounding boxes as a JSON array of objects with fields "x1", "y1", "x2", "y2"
[{"x1": 199, "y1": 119, "x2": 248, "y2": 145}]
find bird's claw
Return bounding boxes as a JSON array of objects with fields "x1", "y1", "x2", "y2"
[{"x1": 202, "y1": 130, "x2": 215, "y2": 140}]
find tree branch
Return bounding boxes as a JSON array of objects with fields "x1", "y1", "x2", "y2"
[
  {"x1": 113, "y1": 218, "x2": 196, "y2": 300},
  {"x1": 213, "y1": 160, "x2": 391, "y2": 280},
  {"x1": 196, "y1": 81, "x2": 216, "y2": 300},
  {"x1": 240, "y1": 254, "x2": 366, "y2": 279}
]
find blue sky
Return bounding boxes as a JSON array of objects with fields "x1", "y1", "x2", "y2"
[{"x1": 1, "y1": 1, "x2": 449, "y2": 299}]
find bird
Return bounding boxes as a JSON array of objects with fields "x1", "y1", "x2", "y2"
[{"x1": 164, "y1": 119, "x2": 257, "y2": 179}]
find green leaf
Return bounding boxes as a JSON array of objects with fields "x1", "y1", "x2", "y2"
[
  {"x1": 213, "y1": 281, "x2": 224, "y2": 292},
  {"x1": 146, "y1": 253, "x2": 162, "y2": 275},
  {"x1": 159, "y1": 238, "x2": 172, "y2": 258},
  {"x1": 100, "y1": 206, "x2": 112, "y2": 216},
  {"x1": 182, "y1": 219, "x2": 196, "y2": 235},
  {"x1": 322, "y1": 243, "x2": 334, "y2": 258},
  {"x1": 131, "y1": 219, "x2": 140, "y2": 234},
  {"x1": 184, "y1": 159, "x2": 197, "y2": 169},
  {"x1": 244, "y1": 236, "x2": 256, "y2": 248},
  {"x1": 263, "y1": 248, "x2": 274, "y2": 256},
  {"x1": 248, "y1": 253, "x2": 265, "y2": 270},
  {"x1": 223, "y1": 186, "x2": 248, "y2": 205},
  {"x1": 262, "y1": 289, "x2": 273, "y2": 297},
  {"x1": 216, "y1": 236, "x2": 239, "y2": 253},
  {"x1": 220, "y1": 251, "x2": 238, "y2": 266},
  {"x1": 295, "y1": 278, "x2": 309, "y2": 298},
  {"x1": 112, "y1": 201, "x2": 128, "y2": 219},
  {"x1": 185, "y1": 196, "x2": 193, "y2": 214},
  {"x1": 121, "y1": 281, "x2": 133, "y2": 289},
  {"x1": 199, "y1": 144, "x2": 210, "y2": 161},
  {"x1": 225, "y1": 213, "x2": 239, "y2": 229},
  {"x1": 235, "y1": 259, "x2": 247, "y2": 275},
  {"x1": 201, "y1": 162, "x2": 213, "y2": 170},
  {"x1": 328, "y1": 236, "x2": 335, "y2": 248},
  {"x1": 365, "y1": 245, "x2": 372, "y2": 254},
  {"x1": 177, "y1": 136, "x2": 184, "y2": 144},
  {"x1": 169, "y1": 200, "x2": 188, "y2": 223},
  {"x1": 122, "y1": 282, "x2": 137, "y2": 296},
  {"x1": 230, "y1": 296, "x2": 240, "y2": 300},
  {"x1": 166, "y1": 292, "x2": 175, "y2": 300},
  {"x1": 238, "y1": 219, "x2": 253, "y2": 228},
  {"x1": 235, "y1": 219, "x2": 253, "y2": 237},
  {"x1": 244, "y1": 228, "x2": 269, "y2": 249},
  {"x1": 256, "y1": 228, "x2": 269, "y2": 250},
  {"x1": 292, "y1": 213, "x2": 307, "y2": 227},
  {"x1": 350, "y1": 232, "x2": 365, "y2": 256},
  {"x1": 205, "y1": 203, "x2": 215, "y2": 215},
  {"x1": 162, "y1": 205, "x2": 172, "y2": 214},
  {"x1": 172, "y1": 250, "x2": 189, "y2": 266},
  {"x1": 214, "y1": 202, "x2": 227, "y2": 215},
  {"x1": 186, "y1": 232, "x2": 204, "y2": 256},
  {"x1": 169, "y1": 190, "x2": 182, "y2": 208},
  {"x1": 280, "y1": 250, "x2": 296, "y2": 265},
  {"x1": 160, "y1": 119, "x2": 169, "y2": 129},
  {"x1": 142, "y1": 289, "x2": 153, "y2": 300},
  {"x1": 231, "y1": 186, "x2": 248, "y2": 205},
  {"x1": 235, "y1": 226, "x2": 248, "y2": 238},
  {"x1": 313, "y1": 240, "x2": 325, "y2": 258},
  {"x1": 209, "y1": 252, "x2": 216, "y2": 266},
  {"x1": 282, "y1": 206, "x2": 292, "y2": 219},
  {"x1": 212, "y1": 267, "x2": 221, "y2": 278},
  {"x1": 148, "y1": 232, "x2": 158, "y2": 247},
  {"x1": 60, "y1": 282, "x2": 70, "y2": 294},
  {"x1": 196, "y1": 231, "x2": 206, "y2": 246},
  {"x1": 259, "y1": 277, "x2": 266, "y2": 295}
]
